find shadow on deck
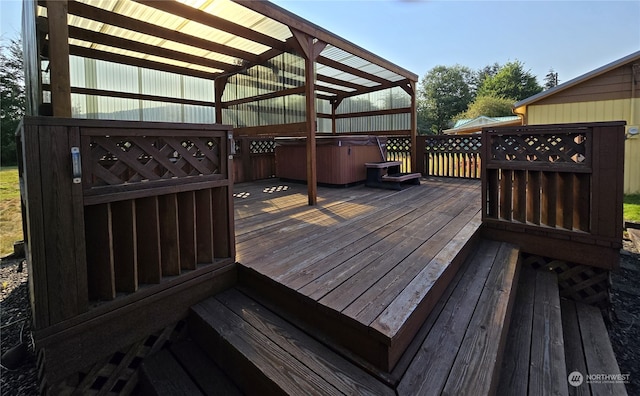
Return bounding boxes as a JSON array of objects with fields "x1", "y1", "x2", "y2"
[{"x1": 234, "y1": 178, "x2": 482, "y2": 372}]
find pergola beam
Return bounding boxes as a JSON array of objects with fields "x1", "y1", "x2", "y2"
[
  {"x1": 65, "y1": 0, "x2": 261, "y2": 64},
  {"x1": 233, "y1": 0, "x2": 418, "y2": 81},
  {"x1": 67, "y1": 45, "x2": 217, "y2": 80},
  {"x1": 132, "y1": 0, "x2": 289, "y2": 52},
  {"x1": 46, "y1": 0, "x2": 72, "y2": 116}
]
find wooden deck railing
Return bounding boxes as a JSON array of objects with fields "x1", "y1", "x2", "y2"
[
  {"x1": 233, "y1": 136, "x2": 276, "y2": 183},
  {"x1": 18, "y1": 117, "x2": 237, "y2": 383},
  {"x1": 416, "y1": 135, "x2": 482, "y2": 179},
  {"x1": 481, "y1": 122, "x2": 625, "y2": 269},
  {"x1": 385, "y1": 136, "x2": 411, "y2": 173}
]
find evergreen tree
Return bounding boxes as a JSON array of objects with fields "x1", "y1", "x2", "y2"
[
  {"x1": 544, "y1": 68, "x2": 559, "y2": 90},
  {"x1": 0, "y1": 38, "x2": 25, "y2": 166}
]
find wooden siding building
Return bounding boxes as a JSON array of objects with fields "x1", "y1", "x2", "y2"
[{"x1": 513, "y1": 50, "x2": 640, "y2": 193}]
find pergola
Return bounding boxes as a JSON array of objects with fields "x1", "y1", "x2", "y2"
[{"x1": 23, "y1": 0, "x2": 419, "y2": 205}]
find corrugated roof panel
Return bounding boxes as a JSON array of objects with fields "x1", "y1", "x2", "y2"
[
  {"x1": 200, "y1": 0, "x2": 291, "y2": 41},
  {"x1": 316, "y1": 81, "x2": 355, "y2": 93}
]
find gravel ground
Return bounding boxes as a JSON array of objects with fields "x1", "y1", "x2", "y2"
[
  {"x1": 0, "y1": 258, "x2": 37, "y2": 395},
  {"x1": 610, "y1": 238, "x2": 640, "y2": 396},
  {"x1": 1, "y1": 240, "x2": 639, "y2": 395}
]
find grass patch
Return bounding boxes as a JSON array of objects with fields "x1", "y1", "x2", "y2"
[
  {"x1": 624, "y1": 194, "x2": 640, "y2": 223},
  {"x1": 0, "y1": 167, "x2": 22, "y2": 256}
]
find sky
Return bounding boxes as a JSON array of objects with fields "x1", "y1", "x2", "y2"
[{"x1": 1, "y1": 0, "x2": 639, "y2": 85}]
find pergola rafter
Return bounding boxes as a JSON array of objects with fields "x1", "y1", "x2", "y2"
[{"x1": 30, "y1": 0, "x2": 418, "y2": 204}]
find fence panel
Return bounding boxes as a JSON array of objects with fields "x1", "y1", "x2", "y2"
[
  {"x1": 421, "y1": 135, "x2": 482, "y2": 179},
  {"x1": 481, "y1": 122, "x2": 625, "y2": 269}
]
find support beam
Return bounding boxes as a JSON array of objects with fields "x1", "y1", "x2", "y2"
[
  {"x1": 410, "y1": 79, "x2": 418, "y2": 173},
  {"x1": 292, "y1": 29, "x2": 326, "y2": 205},
  {"x1": 215, "y1": 77, "x2": 228, "y2": 124},
  {"x1": 46, "y1": 0, "x2": 72, "y2": 117}
]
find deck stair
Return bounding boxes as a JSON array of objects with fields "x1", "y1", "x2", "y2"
[
  {"x1": 497, "y1": 265, "x2": 627, "y2": 396},
  {"x1": 186, "y1": 239, "x2": 521, "y2": 395}
]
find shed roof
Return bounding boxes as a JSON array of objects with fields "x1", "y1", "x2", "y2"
[{"x1": 514, "y1": 50, "x2": 640, "y2": 109}]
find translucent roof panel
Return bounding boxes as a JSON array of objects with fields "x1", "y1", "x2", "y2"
[
  {"x1": 40, "y1": 0, "x2": 417, "y2": 109},
  {"x1": 320, "y1": 45, "x2": 404, "y2": 84}
]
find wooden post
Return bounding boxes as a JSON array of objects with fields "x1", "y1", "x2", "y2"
[
  {"x1": 410, "y1": 80, "x2": 418, "y2": 173},
  {"x1": 214, "y1": 76, "x2": 227, "y2": 124},
  {"x1": 292, "y1": 30, "x2": 326, "y2": 205},
  {"x1": 304, "y1": 56, "x2": 317, "y2": 205},
  {"x1": 46, "y1": 0, "x2": 72, "y2": 117}
]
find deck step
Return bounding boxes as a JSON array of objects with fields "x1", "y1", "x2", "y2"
[
  {"x1": 562, "y1": 299, "x2": 628, "y2": 396},
  {"x1": 188, "y1": 288, "x2": 395, "y2": 396},
  {"x1": 137, "y1": 340, "x2": 241, "y2": 396},
  {"x1": 497, "y1": 265, "x2": 627, "y2": 396},
  {"x1": 397, "y1": 239, "x2": 520, "y2": 395}
]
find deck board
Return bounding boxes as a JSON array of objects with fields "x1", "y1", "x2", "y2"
[{"x1": 234, "y1": 178, "x2": 482, "y2": 371}]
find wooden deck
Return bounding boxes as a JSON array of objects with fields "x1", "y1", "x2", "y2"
[{"x1": 233, "y1": 177, "x2": 482, "y2": 371}]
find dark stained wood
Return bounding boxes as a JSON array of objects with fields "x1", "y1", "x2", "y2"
[
  {"x1": 482, "y1": 122, "x2": 625, "y2": 271},
  {"x1": 170, "y1": 340, "x2": 243, "y2": 396},
  {"x1": 528, "y1": 171, "x2": 542, "y2": 225},
  {"x1": 513, "y1": 170, "x2": 527, "y2": 222},
  {"x1": 500, "y1": 169, "x2": 513, "y2": 220},
  {"x1": 497, "y1": 265, "x2": 537, "y2": 396},
  {"x1": 528, "y1": 270, "x2": 568, "y2": 396},
  {"x1": 190, "y1": 296, "x2": 344, "y2": 396},
  {"x1": 212, "y1": 186, "x2": 233, "y2": 259},
  {"x1": 46, "y1": 0, "x2": 72, "y2": 117},
  {"x1": 37, "y1": 264, "x2": 236, "y2": 385},
  {"x1": 177, "y1": 192, "x2": 197, "y2": 270},
  {"x1": 574, "y1": 173, "x2": 590, "y2": 231},
  {"x1": 135, "y1": 196, "x2": 162, "y2": 284},
  {"x1": 542, "y1": 171, "x2": 558, "y2": 227},
  {"x1": 39, "y1": 125, "x2": 86, "y2": 323},
  {"x1": 576, "y1": 301, "x2": 628, "y2": 396},
  {"x1": 442, "y1": 242, "x2": 520, "y2": 396},
  {"x1": 21, "y1": 124, "x2": 49, "y2": 327},
  {"x1": 158, "y1": 194, "x2": 181, "y2": 276},
  {"x1": 213, "y1": 288, "x2": 395, "y2": 395},
  {"x1": 84, "y1": 203, "x2": 115, "y2": 301},
  {"x1": 195, "y1": 189, "x2": 214, "y2": 264},
  {"x1": 235, "y1": 178, "x2": 483, "y2": 371},
  {"x1": 139, "y1": 349, "x2": 204, "y2": 396},
  {"x1": 559, "y1": 172, "x2": 574, "y2": 229},
  {"x1": 111, "y1": 200, "x2": 138, "y2": 293},
  {"x1": 561, "y1": 299, "x2": 591, "y2": 396},
  {"x1": 397, "y1": 240, "x2": 501, "y2": 395}
]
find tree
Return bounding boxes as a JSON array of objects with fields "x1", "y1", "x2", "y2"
[
  {"x1": 544, "y1": 68, "x2": 559, "y2": 90},
  {"x1": 470, "y1": 62, "x2": 500, "y2": 96},
  {"x1": 477, "y1": 60, "x2": 543, "y2": 102},
  {"x1": 454, "y1": 95, "x2": 515, "y2": 120},
  {"x1": 1, "y1": 38, "x2": 25, "y2": 166},
  {"x1": 418, "y1": 65, "x2": 474, "y2": 134}
]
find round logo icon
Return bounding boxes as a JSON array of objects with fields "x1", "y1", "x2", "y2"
[{"x1": 568, "y1": 371, "x2": 584, "y2": 387}]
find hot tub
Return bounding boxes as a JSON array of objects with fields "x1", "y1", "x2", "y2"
[{"x1": 275, "y1": 136, "x2": 386, "y2": 186}]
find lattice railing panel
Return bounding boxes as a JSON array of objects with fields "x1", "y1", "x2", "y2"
[
  {"x1": 386, "y1": 136, "x2": 411, "y2": 153},
  {"x1": 88, "y1": 136, "x2": 222, "y2": 188},
  {"x1": 249, "y1": 138, "x2": 276, "y2": 154},
  {"x1": 424, "y1": 135, "x2": 482, "y2": 154},
  {"x1": 489, "y1": 132, "x2": 588, "y2": 164},
  {"x1": 523, "y1": 254, "x2": 610, "y2": 310}
]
